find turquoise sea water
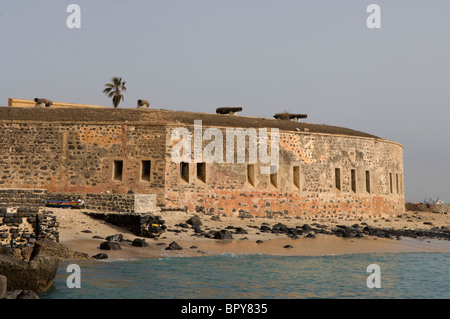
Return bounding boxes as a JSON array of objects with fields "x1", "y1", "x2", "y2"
[{"x1": 41, "y1": 252, "x2": 450, "y2": 299}]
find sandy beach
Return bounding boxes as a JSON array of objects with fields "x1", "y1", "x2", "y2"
[{"x1": 48, "y1": 208, "x2": 450, "y2": 261}]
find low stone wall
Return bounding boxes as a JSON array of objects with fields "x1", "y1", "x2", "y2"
[
  {"x1": 0, "y1": 207, "x2": 59, "y2": 256},
  {"x1": 0, "y1": 189, "x2": 47, "y2": 208},
  {"x1": 406, "y1": 203, "x2": 450, "y2": 214},
  {"x1": 46, "y1": 192, "x2": 159, "y2": 213},
  {"x1": 85, "y1": 212, "x2": 165, "y2": 237},
  {"x1": 47, "y1": 192, "x2": 134, "y2": 213}
]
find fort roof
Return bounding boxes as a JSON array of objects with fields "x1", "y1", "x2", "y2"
[{"x1": 0, "y1": 106, "x2": 379, "y2": 139}]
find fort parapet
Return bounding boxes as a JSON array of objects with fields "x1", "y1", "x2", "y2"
[{"x1": 8, "y1": 98, "x2": 107, "y2": 109}]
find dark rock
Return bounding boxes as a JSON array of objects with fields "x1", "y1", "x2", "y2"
[
  {"x1": 81, "y1": 230, "x2": 92, "y2": 233},
  {"x1": 423, "y1": 222, "x2": 433, "y2": 225},
  {"x1": 341, "y1": 230, "x2": 355, "y2": 238},
  {"x1": 256, "y1": 240, "x2": 264, "y2": 244},
  {"x1": 273, "y1": 223, "x2": 288, "y2": 232},
  {"x1": 283, "y1": 245, "x2": 293, "y2": 249},
  {"x1": 106, "y1": 234, "x2": 123, "y2": 242},
  {"x1": 100, "y1": 241, "x2": 122, "y2": 250},
  {"x1": 234, "y1": 227, "x2": 248, "y2": 234},
  {"x1": 0, "y1": 275, "x2": 6, "y2": 299},
  {"x1": 132, "y1": 238, "x2": 149, "y2": 247},
  {"x1": 92, "y1": 253, "x2": 108, "y2": 260},
  {"x1": 92, "y1": 235, "x2": 103, "y2": 239},
  {"x1": 192, "y1": 226, "x2": 203, "y2": 234},
  {"x1": 186, "y1": 216, "x2": 202, "y2": 227},
  {"x1": 213, "y1": 229, "x2": 233, "y2": 240},
  {"x1": 16, "y1": 290, "x2": 39, "y2": 299},
  {"x1": 0, "y1": 246, "x2": 10, "y2": 255},
  {"x1": 305, "y1": 233, "x2": 316, "y2": 239},
  {"x1": 190, "y1": 246, "x2": 198, "y2": 249},
  {"x1": 302, "y1": 224, "x2": 312, "y2": 231},
  {"x1": 178, "y1": 223, "x2": 190, "y2": 229},
  {"x1": 0, "y1": 253, "x2": 59, "y2": 294},
  {"x1": 4, "y1": 290, "x2": 22, "y2": 299},
  {"x1": 42, "y1": 239, "x2": 90, "y2": 260},
  {"x1": 355, "y1": 231, "x2": 364, "y2": 238},
  {"x1": 165, "y1": 241, "x2": 183, "y2": 250}
]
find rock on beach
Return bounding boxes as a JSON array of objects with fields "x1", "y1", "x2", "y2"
[{"x1": 100, "y1": 241, "x2": 122, "y2": 250}]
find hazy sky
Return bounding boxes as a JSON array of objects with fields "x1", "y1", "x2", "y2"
[{"x1": 1, "y1": 1, "x2": 449, "y2": 203}]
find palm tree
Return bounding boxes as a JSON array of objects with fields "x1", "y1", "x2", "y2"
[{"x1": 103, "y1": 77, "x2": 127, "y2": 108}]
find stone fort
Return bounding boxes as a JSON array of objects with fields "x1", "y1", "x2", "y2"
[{"x1": 0, "y1": 98, "x2": 405, "y2": 220}]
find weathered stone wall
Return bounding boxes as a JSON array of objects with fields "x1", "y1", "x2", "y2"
[
  {"x1": 0, "y1": 207, "x2": 58, "y2": 249},
  {"x1": 0, "y1": 110, "x2": 405, "y2": 220},
  {"x1": 164, "y1": 125, "x2": 405, "y2": 219},
  {"x1": 0, "y1": 189, "x2": 47, "y2": 208},
  {"x1": 0, "y1": 122, "x2": 166, "y2": 204},
  {"x1": 46, "y1": 192, "x2": 159, "y2": 213}
]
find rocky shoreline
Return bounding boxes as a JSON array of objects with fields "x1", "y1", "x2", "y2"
[
  {"x1": 2, "y1": 207, "x2": 450, "y2": 299},
  {"x1": 67, "y1": 210, "x2": 450, "y2": 261},
  {"x1": 160, "y1": 212, "x2": 450, "y2": 242}
]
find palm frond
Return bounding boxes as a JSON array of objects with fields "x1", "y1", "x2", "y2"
[{"x1": 104, "y1": 76, "x2": 126, "y2": 108}]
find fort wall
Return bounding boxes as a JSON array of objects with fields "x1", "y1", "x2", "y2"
[
  {"x1": 0, "y1": 122, "x2": 167, "y2": 205},
  {"x1": 0, "y1": 107, "x2": 405, "y2": 219},
  {"x1": 164, "y1": 125, "x2": 405, "y2": 219}
]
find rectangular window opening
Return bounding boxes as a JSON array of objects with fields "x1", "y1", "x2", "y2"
[
  {"x1": 335, "y1": 168, "x2": 341, "y2": 191},
  {"x1": 400, "y1": 174, "x2": 403, "y2": 194},
  {"x1": 389, "y1": 172, "x2": 393, "y2": 194},
  {"x1": 270, "y1": 165, "x2": 278, "y2": 188},
  {"x1": 293, "y1": 166, "x2": 300, "y2": 190},
  {"x1": 247, "y1": 164, "x2": 255, "y2": 187},
  {"x1": 141, "y1": 160, "x2": 151, "y2": 182},
  {"x1": 396, "y1": 173, "x2": 399, "y2": 194},
  {"x1": 365, "y1": 170, "x2": 371, "y2": 193},
  {"x1": 197, "y1": 162, "x2": 206, "y2": 183},
  {"x1": 351, "y1": 169, "x2": 356, "y2": 193},
  {"x1": 181, "y1": 162, "x2": 189, "y2": 183},
  {"x1": 113, "y1": 160, "x2": 123, "y2": 181}
]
